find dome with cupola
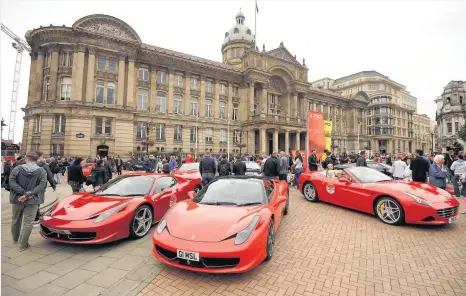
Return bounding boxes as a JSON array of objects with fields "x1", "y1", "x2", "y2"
[{"x1": 223, "y1": 10, "x2": 255, "y2": 46}]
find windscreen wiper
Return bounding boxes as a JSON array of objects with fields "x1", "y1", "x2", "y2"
[
  {"x1": 94, "y1": 193, "x2": 121, "y2": 196},
  {"x1": 120, "y1": 193, "x2": 144, "y2": 197},
  {"x1": 237, "y1": 202, "x2": 263, "y2": 207},
  {"x1": 201, "y1": 201, "x2": 238, "y2": 206}
]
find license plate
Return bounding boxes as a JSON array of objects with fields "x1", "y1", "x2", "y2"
[
  {"x1": 49, "y1": 228, "x2": 71, "y2": 235},
  {"x1": 177, "y1": 249, "x2": 199, "y2": 261},
  {"x1": 449, "y1": 216, "x2": 459, "y2": 224}
]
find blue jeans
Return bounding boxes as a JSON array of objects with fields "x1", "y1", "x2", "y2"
[{"x1": 295, "y1": 168, "x2": 303, "y2": 188}]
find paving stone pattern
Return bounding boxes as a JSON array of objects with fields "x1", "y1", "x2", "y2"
[{"x1": 2, "y1": 181, "x2": 465, "y2": 296}]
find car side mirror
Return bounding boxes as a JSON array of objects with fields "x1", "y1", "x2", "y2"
[
  {"x1": 338, "y1": 178, "x2": 351, "y2": 185},
  {"x1": 187, "y1": 191, "x2": 196, "y2": 199}
]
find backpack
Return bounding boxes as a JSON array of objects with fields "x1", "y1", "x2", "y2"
[{"x1": 219, "y1": 163, "x2": 230, "y2": 176}]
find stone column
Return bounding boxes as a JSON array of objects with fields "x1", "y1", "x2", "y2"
[
  {"x1": 260, "y1": 85, "x2": 267, "y2": 117},
  {"x1": 295, "y1": 132, "x2": 300, "y2": 151},
  {"x1": 260, "y1": 128, "x2": 267, "y2": 155},
  {"x1": 27, "y1": 54, "x2": 37, "y2": 104},
  {"x1": 167, "y1": 70, "x2": 174, "y2": 114},
  {"x1": 249, "y1": 83, "x2": 254, "y2": 116},
  {"x1": 85, "y1": 48, "x2": 96, "y2": 103},
  {"x1": 247, "y1": 129, "x2": 254, "y2": 154},
  {"x1": 165, "y1": 124, "x2": 174, "y2": 151},
  {"x1": 26, "y1": 118, "x2": 35, "y2": 152},
  {"x1": 49, "y1": 50, "x2": 59, "y2": 101},
  {"x1": 273, "y1": 129, "x2": 279, "y2": 153},
  {"x1": 228, "y1": 83, "x2": 233, "y2": 120},
  {"x1": 116, "y1": 55, "x2": 126, "y2": 106},
  {"x1": 313, "y1": 102, "x2": 317, "y2": 111},
  {"x1": 149, "y1": 68, "x2": 157, "y2": 111},
  {"x1": 39, "y1": 115, "x2": 53, "y2": 157},
  {"x1": 213, "y1": 80, "x2": 220, "y2": 118},
  {"x1": 285, "y1": 130, "x2": 290, "y2": 153},
  {"x1": 285, "y1": 93, "x2": 291, "y2": 121},
  {"x1": 184, "y1": 73, "x2": 191, "y2": 116},
  {"x1": 126, "y1": 58, "x2": 136, "y2": 107},
  {"x1": 34, "y1": 52, "x2": 44, "y2": 102},
  {"x1": 71, "y1": 46, "x2": 85, "y2": 101},
  {"x1": 293, "y1": 93, "x2": 298, "y2": 118}
]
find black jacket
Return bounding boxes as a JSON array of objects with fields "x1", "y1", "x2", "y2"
[
  {"x1": 49, "y1": 161, "x2": 60, "y2": 174},
  {"x1": 37, "y1": 161, "x2": 56, "y2": 189},
  {"x1": 233, "y1": 161, "x2": 247, "y2": 175},
  {"x1": 263, "y1": 157, "x2": 280, "y2": 177},
  {"x1": 356, "y1": 157, "x2": 367, "y2": 167},
  {"x1": 90, "y1": 166, "x2": 109, "y2": 186},
  {"x1": 308, "y1": 154, "x2": 318, "y2": 171},
  {"x1": 218, "y1": 160, "x2": 232, "y2": 176},
  {"x1": 199, "y1": 156, "x2": 216, "y2": 175},
  {"x1": 410, "y1": 157, "x2": 430, "y2": 182},
  {"x1": 68, "y1": 164, "x2": 85, "y2": 184},
  {"x1": 104, "y1": 162, "x2": 113, "y2": 180}
]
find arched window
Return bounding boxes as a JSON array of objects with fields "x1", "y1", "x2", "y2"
[
  {"x1": 60, "y1": 77, "x2": 72, "y2": 101},
  {"x1": 137, "y1": 89, "x2": 149, "y2": 110},
  {"x1": 446, "y1": 97, "x2": 451, "y2": 104},
  {"x1": 107, "y1": 82, "x2": 116, "y2": 104},
  {"x1": 246, "y1": 29, "x2": 251, "y2": 35},
  {"x1": 234, "y1": 28, "x2": 239, "y2": 34},
  {"x1": 156, "y1": 91, "x2": 166, "y2": 112},
  {"x1": 190, "y1": 97, "x2": 198, "y2": 116},
  {"x1": 43, "y1": 77, "x2": 50, "y2": 101}
]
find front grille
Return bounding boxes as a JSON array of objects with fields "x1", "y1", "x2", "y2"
[
  {"x1": 40, "y1": 225, "x2": 96, "y2": 241},
  {"x1": 155, "y1": 245, "x2": 240, "y2": 269},
  {"x1": 436, "y1": 206, "x2": 458, "y2": 218}
]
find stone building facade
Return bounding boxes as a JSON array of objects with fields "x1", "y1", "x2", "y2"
[
  {"x1": 435, "y1": 81, "x2": 466, "y2": 149},
  {"x1": 412, "y1": 114, "x2": 432, "y2": 153},
  {"x1": 313, "y1": 71, "x2": 429, "y2": 153},
  {"x1": 21, "y1": 13, "x2": 368, "y2": 158}
]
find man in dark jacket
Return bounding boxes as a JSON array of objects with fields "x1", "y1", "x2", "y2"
[
  {"x1": 356, "y1": 151, "x2": 368, "y2": 167},
  {"x1": 199, "y1": 150, "x2": 216, "y2": 185},
  {"x1": 263, "y1": 152, "x2": 280, "y2": 178},
  {"x1": 37, "y1": 152, "x2": 56, "y2": 192},
  {"x1": 308, "y1": 150, "x2": 318, "y2": 171},
  {"x1": 9, "y1": 151, "x2": 47, "y2": 251},
  {"x1": 103, "y1": 157, "x2": 113, "y2": 180},
  {"x1": 218, "y1": 157, "x2": 232, "y2": 176},
  {"x1": 232, "y1": 159, "x2": 247, "y2": 175},
  {"x1": 410, "y1": 150, "x2": 430, "y2": 183},
  {"x1": 115, "y1": 156, "x2": 123, "y2": 176}
]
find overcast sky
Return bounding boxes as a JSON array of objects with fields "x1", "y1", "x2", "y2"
[{"x1": 1, "y1": 0, "x2": 465, "y2": 143}]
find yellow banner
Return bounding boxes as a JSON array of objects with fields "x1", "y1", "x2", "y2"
[{"x1": 324, "y1": 120, "x2": 332, "y2": 151}]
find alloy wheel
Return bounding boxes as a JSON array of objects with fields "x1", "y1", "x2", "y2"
[
  {"x1": 265, "y1": 221, "x2": 274, "y2": 260},
  {"x1": 133, "y1": 207, "x2": 152, "y2": 237},
  {"x1": 376, "y1": 199, "x2": 401, "y2": 224},
  {"x1": 303, "y1": 183, "x2": 316, "y2": 201}
]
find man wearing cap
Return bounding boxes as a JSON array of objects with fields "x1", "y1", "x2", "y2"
[{"x1": 8, "y1": 152, "x2": 47, "y2": 251}]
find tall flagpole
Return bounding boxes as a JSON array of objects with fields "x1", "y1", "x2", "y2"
[
  {"x1": 195, "y1": 110, "x2": 199, "y2": 160},
  {"x1": 254, "y1": 0, "x2": 258, "y2": 46}
]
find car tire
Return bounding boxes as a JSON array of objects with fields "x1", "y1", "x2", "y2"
[
  {"x1": 374, "y1": 197, "x2": 405, "y2": 226},
  {"x1": 264, "y1": 219, "x2": 274, "y2": 261},
  {"x1": 284, "y1": 188, "x2": 289, "y2": 215},
  {"x1": 129, "y1": 205, "x2": 153, "y2": 239},
  {"x1": 303, "y1": 182, "x2": 319, "y2": 202}
]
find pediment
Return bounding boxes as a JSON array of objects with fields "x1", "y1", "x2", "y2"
[
  {"x1": 267, "y1": 43, "x2": 301, "y2": 65},
  {"x1": 72, "y1": 14, "x2": 141, "y2": 43}
]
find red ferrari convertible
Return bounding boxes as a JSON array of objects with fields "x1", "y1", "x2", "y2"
[
  {"x1": 299, "y1": 166, "x2": 460, "y2": 226},
  {"x1": 171, "y1": 162, "x2": 202, "y2": 193},
  {"x1": 153, "y1": 176, "x2": 289, "y2": 273},
  {"x1": 40, "y1": 173, "x2": 199, "y2": 244},
  {"x1": 82, "y1": 163, "x2": 95, "y2": 177}
]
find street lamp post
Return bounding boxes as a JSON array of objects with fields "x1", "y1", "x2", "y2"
[
  {"x1": 142, "y1": 119, "x2": 155, "y2": 156},
  {"x1": 357, "y1": 121, "x2": 361, "y2": 152}
]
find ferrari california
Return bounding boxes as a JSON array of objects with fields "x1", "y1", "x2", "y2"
[
  {"x1": 300, "y1": 166, "x2": 459, "y2": 225},
  {"x1": 82, "y1": 162, "x2": 96, "y2": 177},
  {"x1": 171, "y1": 162, "x2": 202, "y2": 193},
  {"x1": 40, "y1": 173, "x2": 199, "y2": 244},
  {"x1": 153, "y1": 176, "x2": 289, "y2": 273}
]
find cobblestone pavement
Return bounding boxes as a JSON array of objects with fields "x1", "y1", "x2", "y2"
[
  {"x1": 2, "y1": 180, "x2": 465, "y2": 296},
  {"x1": 139, "y1": 191, "x2": 466, "y2": 296}
]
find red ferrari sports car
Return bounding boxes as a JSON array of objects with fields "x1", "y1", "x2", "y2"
[
  {"x1": 153, "y1": 176, "x2": 289, "y2": 273},
  {"x1": 171, "y1": 162, "x2": 202, "y2": 193},
  {"x1": 299, "y1": 166, "x2": 460, "y2": 226},
  {"x1": 40, "y1": 173, "x2": 199, "y2": 244},
  {"x1": 82, "y1": 163, "x2": 95, "y2": 177}
]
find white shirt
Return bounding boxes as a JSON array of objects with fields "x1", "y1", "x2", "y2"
[{"x1": 391, "y1": 160, "x2": 408, "y2": 178}]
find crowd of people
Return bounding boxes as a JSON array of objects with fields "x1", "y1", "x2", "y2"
[{"x1": 1, "y1": 146, "x2": 465, "y2": 252}]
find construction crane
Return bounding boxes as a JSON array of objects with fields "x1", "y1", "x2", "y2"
[{"x1": 1, "y1": 23, "x2": 31, "y2": 142}]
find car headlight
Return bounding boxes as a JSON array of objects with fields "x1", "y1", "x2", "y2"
[
  {"x1": 405, "y1": 192, "x2": 431, "y2": 206},
  {"x1": 94, "y1": 202, "x2": 129, "y2": 223},
  {"x1": 234, "y1": 215, "x2": 261, "y2": 245},
  {"x1": 157, "y1": 217, "x2": 167, "y2": 234}
]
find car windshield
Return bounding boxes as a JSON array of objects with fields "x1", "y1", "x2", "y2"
[
  {"x1": 178, "y1": 163, "x2": 199, "y2": 172},
  {"x1": 346, "y1": 167, "x2": 392, "y2": 183},
  {"x1": 194, "y1": 178, "x2": 265, "y2": 206},
  {"x1": 245, "y1": 162, "x2": 260, "y2": 170},
  {"x1": 94, "y1": 175, "x2": 154, "y2": 196}
]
